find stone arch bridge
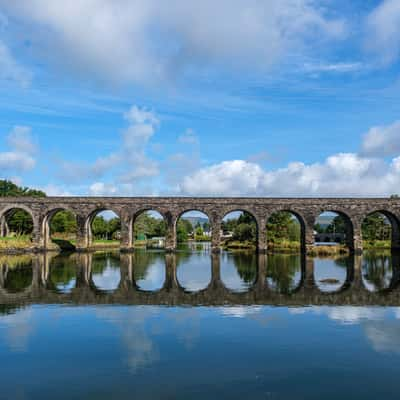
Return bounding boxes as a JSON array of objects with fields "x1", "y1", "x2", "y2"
[{"x1": 1, "y1": 196, "x2": 400, "y2": 253}]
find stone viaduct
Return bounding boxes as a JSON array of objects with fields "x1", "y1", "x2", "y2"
[{"x1": 1, "y1": 196, "x2": 400, "y2": 253}]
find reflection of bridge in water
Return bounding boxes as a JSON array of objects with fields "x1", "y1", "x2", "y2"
[{"x1": 1, "y1": 253, "x2": 400, "y2": 307}]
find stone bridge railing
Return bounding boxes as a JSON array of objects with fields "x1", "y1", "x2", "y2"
[
  {"x1": 1, "y1": 196, "x2": 400, "y2": 252},
  {"x1": 1, "y1": 253, "x2": 400, "y2": 307}
]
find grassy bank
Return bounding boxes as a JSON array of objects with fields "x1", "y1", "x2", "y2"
[
  {"x1": 0, "y1": 236, "x2": 35, "y2": 252},
  {"x1": 223, "y1": 240, "x2": 256, "y2": 250},
  {"x1": 267, "y1": 240, "x2": 300, "y2": 254},
  {"x1": 362, "y1": 240, "x2": 391, "y2": 250}
]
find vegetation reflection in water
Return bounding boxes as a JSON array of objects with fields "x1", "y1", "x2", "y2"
[{"x1": 0, "y1": 247, "x2": 399, "y2": 298}]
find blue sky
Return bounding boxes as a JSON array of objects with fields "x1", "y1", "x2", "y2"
[{"x1": 1, "y1": 0, "x2": 400, "y2": 196}]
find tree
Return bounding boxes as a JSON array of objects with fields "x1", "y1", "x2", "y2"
[
  {"x1": 267, "y1": 212, "x2": 300, "y2": 243},
  {"x1": 92, "y1": 216, "x2": 108, "y2": 239},
  {"x1": 50, "y1": 211, "x2": 77, "y2": 234},
  {"x1": 362, "y1": 213, "x2": 391, "y2": 242},
  {"x1": 0, "y1": 180, "x2": 45, "y2": 236},
  {"x1": 326, "y1": 215, "x2": 346, "y2": 234},
  {"x1": 233, "y1": 223, "x2": 256, "y2": 242}
]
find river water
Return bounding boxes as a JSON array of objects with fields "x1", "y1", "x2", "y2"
[{"x1": 0, "y1": 246, "x2": 399, "y2": 399}]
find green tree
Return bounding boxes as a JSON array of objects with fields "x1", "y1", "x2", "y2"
[
  {"x1": 362, "y1": 213, "x2": 391, "y2": 242},
  {"x1": 0, "y1": 180, "x2": 45, "y2": 236},
  {"x1": 50, "y1": 211, "x2": 77, "y2": 234},
  {"x1": 267, "y1": 211, "x2": 300, "y2": 243}
]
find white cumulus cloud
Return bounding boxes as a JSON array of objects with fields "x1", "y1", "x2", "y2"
[
  {"x1": 179, "y1": 153, "x2": 400, "y2": 197},
  {"x1": 0, "y1": 0, "x2": 346, "y2": 85},
  {"x1": 0, "y1": 126, "x2": 37, "y2": 173},
  {"x1": 365, "y1": 0, "x2": 400, "y2": 65},
  {"x1": 361, "y1": 120, "x2": 400, "y2": 157}
]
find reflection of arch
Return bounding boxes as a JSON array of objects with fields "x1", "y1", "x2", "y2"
[
  {"x1": 42, "y1": 207, "x2": 77, "y2": 249},
  {"x1": 314, "y1": 209, "x2": 355, "y2": 251},
  {"x1": 266, "y1": 253, "x2": 304, "y2": 294},
  {"x1": 313, "y1": 256, "x2": 353, "y2": 295},
  {"x1": 266, "y1": 209, "x2": 306, "y2": 252},
  {"x1": 361, "y1": 210, "x2": 400, "y2": 251}
]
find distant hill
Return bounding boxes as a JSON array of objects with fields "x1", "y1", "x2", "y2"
[
  {"x1": 181, "y1": 216, "x2": 209, "y2": 228},
  {"x1": 315, "y1": 215, "x2": 335, "y2": 227}
]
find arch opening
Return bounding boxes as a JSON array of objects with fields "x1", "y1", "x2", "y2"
[
  {"x1": 221, "y1": 210, "x2": 258, "y2": 251},
  {"x1": 176, "y1": 210, "x2": 211, "y2": 252},
  {"x1": 0, "y1": 207, "x2": 34, "y2": 249},
  {"x1": 132, "y1": 210, "x2": 166, "y2": 250},
  {"x1": 314, "y1": 211, "x2": 353, "y2": 254},
  {"x1": 44, "y1": 209, "x2": 77, "y2": 251},
  {"x1": 266, "y1": 211, "x2": 303, "y2": 253},
  {"x1": 88, "y1": 210, "x2": 121, "y2": 249},
  {"x1": 362, "y1": 211, "x2": 398, "y2": 251}
]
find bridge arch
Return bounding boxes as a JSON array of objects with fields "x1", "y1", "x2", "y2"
[
  {"x1": 0, "y1": 205, "x2": 35, "y2": 242},
  {"x1": 42, "y1": 207, "x2": 77, "y2": 250},
  {"x1": 313, "y1": 209, "x2": 355, "y2": 252},
  {"x1": 132, "y1": 208, "x2": 167, "y2": 250},
  {"x1": 85, "y1": 208, "x2": 121, "y2": 247},
  {"x1": 175, "y1": 209, "x2": 212, "y2": 250},
  {"x1": 266, "y1": 209, "x2": 306, "y2": 252},
  {"x1": 221, "y1": 209, "x2": 259, "y2": 251},
  {"x1": 361, "y1": 210, "x2": 400, "y2": 251}
]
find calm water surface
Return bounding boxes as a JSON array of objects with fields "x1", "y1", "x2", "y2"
[{"x1": 0, "y1": 247, "x2": 399, "y2": 399}]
